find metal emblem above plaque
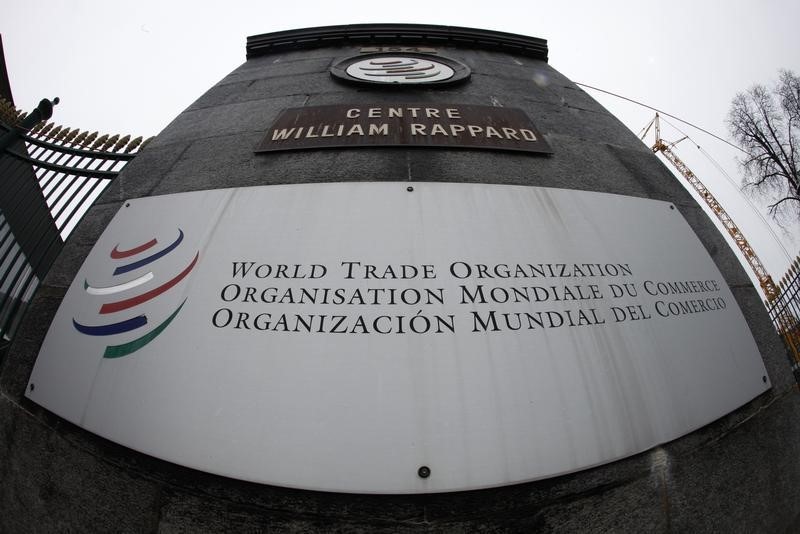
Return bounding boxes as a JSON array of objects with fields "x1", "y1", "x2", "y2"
[{"x1": 331, "y1": 53, "x2": 470, "y2": 86}]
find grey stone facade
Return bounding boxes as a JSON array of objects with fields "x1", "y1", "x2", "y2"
[{"x1": 2, "y1": 25, "x2": 799, "y2": 532}]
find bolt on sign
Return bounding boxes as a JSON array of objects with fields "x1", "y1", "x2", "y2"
[{"x1": 255, "y1": 104, "x2": 553, "y2": 154}]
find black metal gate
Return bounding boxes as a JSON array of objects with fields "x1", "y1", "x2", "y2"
[
  {"x1": 0, "y1": 97, "x2": 149, "y2": 351},
  {"x1": 768, "y1": 255, "x2": 800, "y2": 379}
]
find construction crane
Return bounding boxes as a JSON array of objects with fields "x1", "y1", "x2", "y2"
[{"x1": 641, "y1": 113, "x2": 780, "y2": 302}]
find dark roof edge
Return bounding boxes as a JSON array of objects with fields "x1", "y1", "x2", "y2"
[{"x1": 246, "y1": 24, "x2": 548, "y2": 62}]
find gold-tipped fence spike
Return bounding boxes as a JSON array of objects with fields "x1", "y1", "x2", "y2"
[
  {"x1": 112, "y1": 134, "x2": 131, "y2": 152},
  {"x1": 55, "y1": 126, "x2": 71, "y2": 142},
  {"x1": 31, "y1": 121, "x2": 46, "y2": 136},
  {"x1": 73, "y1": 131, "x2": 88, "y2": 146},
  {"x1": 0, "y1": 97, "x2": 22, "y2": 125},
  {"x1": 101, "y1": 134, "x2": 120, "y2": 152},
  {"x1": 139, "y1": 136, "x2": 155, "y2": 150},
  {"x1": 48, "y1": 125, "x2": 63, "y2": 139},
  {"x1": 83, "y1": 131, "x2": 98, "y2": 148},
  {"x1": 91, "y1": 134, "x2": 109, "y2": 150},
  {"x1": 64, "y1": 128, "x2": 80, "y2": 144},
  {"x1": 1, "y1": 110, "x2": 18, "y2": 125},
  {"x1": 124, "y1": 136, "x2": 143, "y2": 153},
  {"x1": 39, "y1": 122, "x2": 54, "y2": 136},
  {"x1": 0, "y1": 97, "x2": 13, "y2": 118}
]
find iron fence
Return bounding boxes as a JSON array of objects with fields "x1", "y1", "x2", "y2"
[
  {"x1": 0, "y1": 97, "x2": 149, "y2": 352},
  {"x1": 767, "y1": 254, "x2": 800, "y2": 380}
]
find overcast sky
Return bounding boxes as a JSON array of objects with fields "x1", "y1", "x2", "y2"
[{"x1": 3, "y1": 0, "x2": 799, "y2": 295}]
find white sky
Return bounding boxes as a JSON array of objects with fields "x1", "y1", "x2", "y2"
[{"x1": 3, "y1": 0, "x2": 799, "y2": 296}]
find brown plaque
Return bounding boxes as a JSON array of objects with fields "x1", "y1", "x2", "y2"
[{"x1": 255, "y1": 104, "x2": 552, "y2": 154}]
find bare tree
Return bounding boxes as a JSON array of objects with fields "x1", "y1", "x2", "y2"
[{"x1": 727, "y1": 70, "x2": 799, "y2": 219}]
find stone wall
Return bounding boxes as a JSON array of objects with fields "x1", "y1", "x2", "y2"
[{"x1": 2, "y1": 27, "x2": 799, "y2": 532}]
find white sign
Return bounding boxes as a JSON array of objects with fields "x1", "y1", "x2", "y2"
[{"x1": 27, "y1": 182, "x2": 769, "y2": 493}]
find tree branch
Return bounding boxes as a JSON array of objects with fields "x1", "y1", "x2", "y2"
[{"x1": 728, "y1": 69, "x2": 800, "y2": 221}]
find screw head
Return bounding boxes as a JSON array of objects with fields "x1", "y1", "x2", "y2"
[
  {"x1": 418, "y1": 465, "x2": 430, "y2": 479},
  {"x1": 763, "y1": 375, "x2": 768, "y2": 383},
  {"x1": 407, "y1": 186, "x2": 414, "y2": 192}
]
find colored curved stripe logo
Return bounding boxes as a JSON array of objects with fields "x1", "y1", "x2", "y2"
[
  {"x1": 104, "y1": 300, "x2": 186, "y2": 358},
  {"x1": 74, "y1": 229, "x2": 198, "y2": 358},
  {"x1": 100, "y1": 253, "x2": 198, "y2": 314},
  {"x1": 85, "y1": 272, "x2": 153, "y2": 295},
  {"x1": 114, "y1": 230, "x2": 185, "y2": 275},
  {"x1": 110, "y1": 238, "x2": 157, "y2": 259}
]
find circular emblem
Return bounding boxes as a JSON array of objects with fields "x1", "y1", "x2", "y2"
[{"x1": 331, "y1": 53, "x2": 470, "y2": 87}]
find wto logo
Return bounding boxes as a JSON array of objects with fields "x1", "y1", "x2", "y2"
[
  {"x1": 330, "y1": 53, "x2": 470, "y2": 86},
  {"x1": 72, "y1": 229, "x2": 199, "y2": 358},
  {"x1": 346, "y1": 57, "x2": 455, "y2": 83}
]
